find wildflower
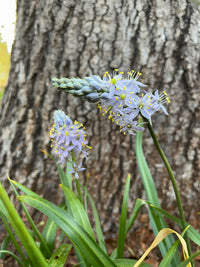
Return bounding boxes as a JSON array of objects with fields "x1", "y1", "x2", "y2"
[
  {"x1": 68, "y1": 162, "x2": 86, "y2": 179},
  {"x1": 150, "y1": 90, "x2": 170, "y2": 115},
  {"x1": 52, "y1": 70, "x2": 170, "y2": 135},
  {"x1": 49, "y1": 110, "x2": 91, "y2": 168}
]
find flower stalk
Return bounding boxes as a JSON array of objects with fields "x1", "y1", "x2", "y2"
[
  {"x1": 145, "y1": 118, "x2": 193, "y2": 264},
  {"x1": 71, "y1": 150, "x2": 83, "y2": 204}
]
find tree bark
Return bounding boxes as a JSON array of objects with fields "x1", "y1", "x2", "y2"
[{"x1": 0, "y1": 0, "x2": 200, "y2": 244}]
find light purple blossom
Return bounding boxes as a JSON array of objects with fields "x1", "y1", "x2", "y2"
[
  {"x1": 97, "y1": 70, "x2": 170, "y2": 134},
  {"x1": 49, "y1": 110, "x2": 91, "y2": 169},
  {"x1": 68, "y1": 162, "x2": 86, "y2": 179}
]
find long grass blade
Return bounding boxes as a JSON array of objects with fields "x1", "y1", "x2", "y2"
[
  {"x1": 85, "y1": 189, "x2": 107, "y2": 254},
  {"x1": 135, "y1": 131, "x2": 181, "y2": 266},
  {"x1": 0, "y1": 182, "x2": 48, "y2": 267},
  {"x1": 18, "y1": 194, "x2": 117, "y2": 267},
  {"x1": 116, "y1": 175, "x2": 130, "y2": 258},
  {"x1": 9, "y1": 178, "x2": 51, "y2": 258},
  {"x1": 0, "y1": 250, "x2": 24, "y2": 266}
]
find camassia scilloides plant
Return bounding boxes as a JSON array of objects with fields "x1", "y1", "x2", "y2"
[{"x1": 1, "y1": 70, "x2": 200, "y2": 267}]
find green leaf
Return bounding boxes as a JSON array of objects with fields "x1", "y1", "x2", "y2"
[
  {"x1": 8, "y1": 179, "x2": 39, "y2": 197},
  {"x1": 113, "y1": 258, "x2": 152, "y2": 267},
  {"x1": 148, "y1": 203, "x2": 200, "y2": 246},
  {"x1": 159, "y1": 226, "x2": 189, "y2": 267},
  {"x1": 0, "y1": 210, "x2": 26, "y2": 263},
  {"x1": 48, "y1": 243, "x2": 72, "y2": 267},
  {"x1": 42, "y1": 219, "x2": 58, "y2": 253},
  {"x1": 85, "y1": 189, "x2": 107, "y2": 254},
  {"x1": 0, "y1": 182, "x2": 48, "y2": 267},
  {"x1": 60, "y1": 184, "x2": 96, "y2": 240},
  {"x1": 125, "y1": 198, "x2": 146, "y2": 235},
  {"x1": 0, "y1": 250, "x2": 24, "y2": 266},
  {"x1": 135, "y1": 130, "x2": 181, "y2": 266},
  {"x1": 57, "y1": 163, "x2": 72, "y2": 190},
  {"x1": 178, "y1": 250, "x2": 200, "y2": 267},
  {"x1": 9, "y1": 179, "x2": 52, "y2": 258},
  {"x1": 0, "y1": 235, "x2": 11, "y2": 260},
  {"x1": 18, "y1": 194, "x2": 117, "y2": 267},
  {"x1": 117, "y1": 175, "x2": 130, "y2": 258}
]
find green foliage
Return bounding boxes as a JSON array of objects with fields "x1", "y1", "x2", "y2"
[
  {"x1": 136, "y1": 130, "x2": 181, "y2": 266},
  {"x1": 17, "y1": 193, "x2": 117, "y2": 267},
  {"x1": 48, "y1": 244, "x2": 72, "y2": 267}
]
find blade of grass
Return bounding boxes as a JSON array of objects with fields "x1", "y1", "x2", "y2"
[
  {"x1": 0, "y1": 210, "x2": 26, "y2": 263},
  {"x1": 0, "y1": 235, "x2": 11, "y2": 260},
  {"x1": 48, "y1": 243, "x2": 72, "y2": 267},
  {"x1": 18, "y1": 194, "x2": 117, "y2": 267},
  {"x1": 84, "y1": 188, "x2": 107, "y2": 254},
  {"x1": 60, "y1": 184, "x2": 96, "y2": 240},
  {"x1": 116, "y1": 175, "x2": 130, "y2": 258},
  {"x1": 135, "y1": 130, "x2": 180, "y2": 266},
  {"x1": 9, "y1": 178, "x2": 51, "y2": 258},
  {"x1": 0, "y1": 182, "x2": 48, "y2": 267},
  {"x1": 125, "y1": 198, "x2": 146, "y2": 235},
  {"x1": 41, "y1": 218, "x2": 58, "y2": 254},
  {"x1": 0, "y1": 250, "x2": 24, "y2": 266},
  {"x1": 178, "y1": 250, "x2": 200, "y2": 267},
  {"x1": 148, "y1": 203, "x2": 200, "y2": 246},
  {"x1": 159, "y1": 226, "x2": 190, "y2": 267}
]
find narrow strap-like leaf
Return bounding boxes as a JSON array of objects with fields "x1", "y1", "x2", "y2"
[
  {"x1": 116, "y1": 175, "x2": 130, "y2": 258},
  {"x1": 18, "y1": 194, "x2": 117, "y2": 267}
]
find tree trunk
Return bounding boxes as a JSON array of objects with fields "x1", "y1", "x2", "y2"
[{"x1": 0, "y1": 0, "x2": 200, "y2": 247}]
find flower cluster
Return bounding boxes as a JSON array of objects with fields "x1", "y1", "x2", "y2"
[
  {"x1": 49, "y1": 110, "x2": 91, "y2": 177},
  {"x1": 52, "y1": 70, "x2": 170, "y2": 135},
  {"x1": 97, "y1": 70, "x2": 170, "y2": 134}
]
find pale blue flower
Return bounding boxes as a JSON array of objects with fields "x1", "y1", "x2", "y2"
[
  {"x1": 50, "y1": 110, "x2": 91, "y2": 167},
  {"x1": 150, "y1": 90, "x2": 170, "y2": 115},
  {"x1": 68, "y1": 162, "x2": 86, "y2": 179},
  {"x1": 52, "y1": 70, "x2": 170, "y2": 135}
]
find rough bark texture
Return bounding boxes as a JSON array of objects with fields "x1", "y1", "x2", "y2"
[{"x1": 0, "y1": 0, "x2": 200, "y2": 247}]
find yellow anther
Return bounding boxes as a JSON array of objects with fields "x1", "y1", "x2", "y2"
[
  {"x1": 166, "y1": 97, "x2": 171, "y2": 103},
  {"x1": 116, "y1": 97, "x2": 119, "y2": 100}
]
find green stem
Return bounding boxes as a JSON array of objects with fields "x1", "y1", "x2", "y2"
[
  {"x1": 145, "y1": 119, "x2": 193, "y2": 263},
  {"x1": 75, "y1": 178, "x2": 83, "y2": 204},
  {"x1": 71, "y1": 151, "x2": 83, "y2": 204}
]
